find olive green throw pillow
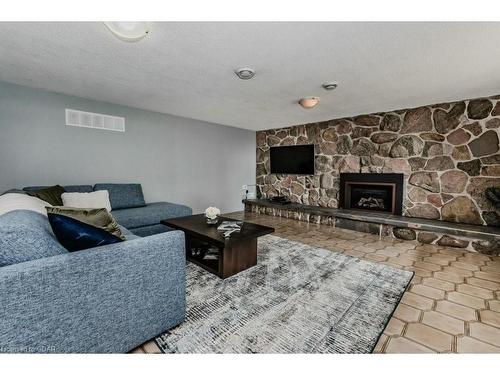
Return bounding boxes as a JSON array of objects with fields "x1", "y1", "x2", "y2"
[
  {"x1": 28, "y1": 185, "x2": 65, "y2": 206},
  {"x1": 46, "y1": 206, "x2": 125, "y2": 240}
]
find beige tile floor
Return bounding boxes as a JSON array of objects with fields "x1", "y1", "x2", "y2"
[{"x1": 132, "y1": 211, "x2": 500, "y2": 354}]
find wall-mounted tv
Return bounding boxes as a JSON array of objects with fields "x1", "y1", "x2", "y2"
[{"x1": 270, "y1": 144, "x2": 315, "y2": 175}]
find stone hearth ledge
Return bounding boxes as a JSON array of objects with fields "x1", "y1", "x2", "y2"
[{"x1": 243, "y1": 199, "x2": 500, "y2": 255}]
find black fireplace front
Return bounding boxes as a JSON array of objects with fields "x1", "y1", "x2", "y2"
[{"x1": 339, "y1": 173, "x2": 404, "y2": 215}]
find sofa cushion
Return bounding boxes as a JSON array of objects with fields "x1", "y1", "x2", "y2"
[
  {"x1": 1, "y1": 189, "x2": 27, "y2": 195},
  {"x1": 112, "y1": 202, "x2": 192, "y2": 229},
  {"x1": 130, "y1": 224, "x2": 173, "y2": 237},
  {"x1": 0, "y1": 210, "x2": 67, "y2": 267},
  {"x1": 93, "y1": 183, "x2": 146, "y2": 210},
  {"x1": 24, "y1": 185, "x2": 93, "y2": 193},
  {"x1": 119, "y1": 225, "x2": 141, "y2": 240},
  {"x1": 27, "y1": 185, "x2": 65, "y2": 206}
]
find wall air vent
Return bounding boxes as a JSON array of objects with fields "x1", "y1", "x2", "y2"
[{"x1": 65, "y1": 109, "x2": 125, "y2": 132}]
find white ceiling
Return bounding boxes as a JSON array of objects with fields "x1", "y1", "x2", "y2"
[{"x1": 1, "y1": 22, "x2": 500, "y2": 130}]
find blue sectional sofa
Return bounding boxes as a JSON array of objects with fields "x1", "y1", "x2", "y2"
[
  {"x1": 0, "y1": 183, "x2": 192, "y2": 353},
  {"x1": 19, "y1": 183, "x2": 193, "y2": 236}
]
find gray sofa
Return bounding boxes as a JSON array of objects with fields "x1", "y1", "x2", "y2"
[
  {"x1": 18, "y1": 183, "x2": 193, "y2": 236},
  {"x1": 0, "y1": 183, "x2": 192, "y2": 353}
]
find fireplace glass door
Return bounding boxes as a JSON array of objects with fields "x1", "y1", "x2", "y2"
[
  {"x1": 339, "y1": 173, "x2": 404, "y2": 215},
  {"x1": 346, "y1": 182, "x2": 396, "y2": 214}
]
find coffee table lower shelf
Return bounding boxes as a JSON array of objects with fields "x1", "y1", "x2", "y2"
[{"x1": 185, "y1": 235, "x2": 258, "y2": 279}]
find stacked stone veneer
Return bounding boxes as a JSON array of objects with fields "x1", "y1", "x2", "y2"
[{"x1": 255, "y1": 95, "x2": 500, "y2": 253}]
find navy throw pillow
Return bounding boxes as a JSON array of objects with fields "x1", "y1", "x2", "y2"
[{"x1": 47, "y1": 213, "x2": 123, "y2": 252}]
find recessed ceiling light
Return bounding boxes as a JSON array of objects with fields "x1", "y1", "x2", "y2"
[
  {"x1": 299, "y1": 97, "x2": 320, "y2": 109},
  {"x1": 322, "y1": 82, "x2": 338, "y2": 90},
  {"x1": 234, "y1": 67, "x2": 255, "y2": 80},
  {"x1": 104, "y1": 22, "x2": 150, "y2": 42}
]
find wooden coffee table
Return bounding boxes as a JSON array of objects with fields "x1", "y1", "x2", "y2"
[{"x1": 161, "y1": 214, "x2": 274, "y2": 279}]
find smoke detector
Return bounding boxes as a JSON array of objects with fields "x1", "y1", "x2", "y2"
[
  {"x1": 234, "y1": 67, "x2": 255, "y2": 80},
  {"x1": 322, "y1": 82, "x2": 338, "y2": 90}
]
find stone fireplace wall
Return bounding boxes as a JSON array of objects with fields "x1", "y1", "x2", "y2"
[{"x1": 256, "y1": 95, "x2": 500, "y2": 227}]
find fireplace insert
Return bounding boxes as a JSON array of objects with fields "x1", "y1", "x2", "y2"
[{"x1": 339, "y1": 173, "x2": 404, "y2": 215}]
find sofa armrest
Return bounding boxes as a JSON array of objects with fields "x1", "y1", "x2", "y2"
[{"x1": 0, "y1": 231, "x2": 186, "y2": 353}]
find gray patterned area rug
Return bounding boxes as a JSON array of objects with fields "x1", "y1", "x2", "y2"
[{"x1": 155, "y1": 235, "x2": 413, "y2": 353}]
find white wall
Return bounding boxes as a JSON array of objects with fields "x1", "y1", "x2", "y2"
[{"x1": 0, "y1": 81, "x2": 256, "y2": 213}]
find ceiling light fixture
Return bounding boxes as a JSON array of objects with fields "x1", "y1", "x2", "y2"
[
  {"x1": 234, "y1": 67, "x2": 255, "y2": 80},
  {"x1": 322, "y1": 82, "x2": 338, "y2": 90},
  {"x1": 104, "y1": 22, "x2": 150, "y2": 42},
  {"x1": 299, "y1": 97, "x2": 320, "y2": 109}
]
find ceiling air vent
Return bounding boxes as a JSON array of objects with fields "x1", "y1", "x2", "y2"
[{"x1": 65, "y1": 109, "x2": 125, "y2": 132}]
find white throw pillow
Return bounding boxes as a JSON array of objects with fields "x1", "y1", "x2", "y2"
[
  {"x1": 0, "y1": 193, "x2": 52, "y2": 217},
  {"x1": 61, "y1": 190, "x2": 112, "y2": 212}
]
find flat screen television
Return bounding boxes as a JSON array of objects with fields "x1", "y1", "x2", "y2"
[{"x1": 270, "y1": 144, "x2": 315, "y2": 175}]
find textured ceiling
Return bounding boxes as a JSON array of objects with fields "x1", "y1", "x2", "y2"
[{"x1": 1, "y1": 22, "x2": 500, "y2": 130}]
